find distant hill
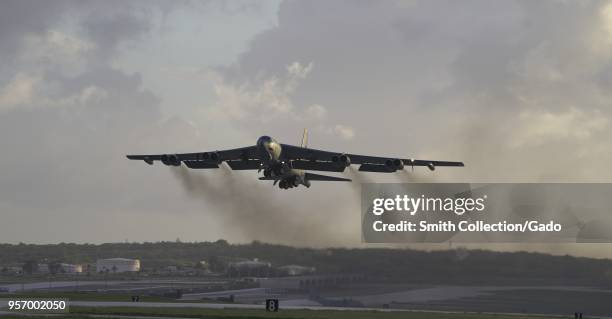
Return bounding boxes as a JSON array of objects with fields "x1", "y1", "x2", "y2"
[{"x1": 1, "y1": 241, "x2": 611, "y2": 286}]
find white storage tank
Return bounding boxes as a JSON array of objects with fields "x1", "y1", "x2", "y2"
[
  {"x1": 96, "y1": 258, "x2": 140, "y2": 273},
  {"x1": 60, "y1": 263, "x2": 83, "y2": 274}
]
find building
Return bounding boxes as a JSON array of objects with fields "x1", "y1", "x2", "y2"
[
  {"x1": 277, "y1": 265, "x2": 316, "y2": 276},
  {"x1": 60, "y1": 263, "x2": 82, "y2": 274},
  {"x1": 259, "y1": 274, "x2": 365, "y2": 291},
  {"x1": 36, "y1": 264, "x2": 50, "y2": 274},
  {"x1": 3, "y1": 266, "x2": 22, "y2": 275},
  {"x1": 197, "y1": 260, "x2": 209, "y2": 270},
  {"x1": 227, "y1": 259, "x2": 271, "y2": 277},
  {"x1": 96, "y1": 258, "x2": 140, "y2": 273}
]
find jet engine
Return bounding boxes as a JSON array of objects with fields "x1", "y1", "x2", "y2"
[
  {"x1": 264, "y1": 163, "x2": 283, "y2": 178},
  {"x1": 161, "y1": 154, "x2": 180, "y2": 166},
  {"x1": 384, "y1": 159, "x2": 394, "y2": 171},
  {"x1": 279, "y1": 180, "x2": 287, "y2": 189},
  {"x1": 393, "y1": 159, "x2": 404, "y2": 170},
  {"x1": 201, "y1": 152, "x2": 220, "y2": 162},
  {"x1": 427, "y1": 162, "x2": 435, "y2": 171},
  {"x1": 384, "y1": 158, "x2": 404, "y2": 171},
  {"x1": 278, "y1": 176, "x2": 300, "y2": 189},
  {"x1": 331, "y1": 154, "x2": 351, "y2": 167}
]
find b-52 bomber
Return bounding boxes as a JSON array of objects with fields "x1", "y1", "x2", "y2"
[{"x1": 127, "y1": 130, "x2": 464, "y2": 189}]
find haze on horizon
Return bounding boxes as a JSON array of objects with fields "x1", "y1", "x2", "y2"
[{"x1": 1, "y1": 0, "x2": 612, "y2": 258}]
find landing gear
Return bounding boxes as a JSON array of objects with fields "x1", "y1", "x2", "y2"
[
  {"x1": 273, "y1": 165, "x2": 283, "y2": 176},
  {"x1": 263, "y1": 164, "x2": 283, "y2": 178},
  {"x1": 278, "y1": 176, "x2": 300, "y2": 189}
]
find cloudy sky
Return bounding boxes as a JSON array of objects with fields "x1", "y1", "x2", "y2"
[{"x1": 2, "y1": 0, "x2": 612, "y2": 257}]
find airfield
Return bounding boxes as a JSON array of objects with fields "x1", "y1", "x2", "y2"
[
  {"x1": 1, "y1": 279, "x2": 611, "y2": 318},
  {"x1": 0, "y1": 306, "x2": 594, "y2": 319}
]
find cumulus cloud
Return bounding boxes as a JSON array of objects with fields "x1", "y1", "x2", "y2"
[
  {"x1": 510, "y1": 108, "x2": 608, "y2": 148},
  {"x1": 208, "y1": 0, "x2": 612, "y2": 257},
  {"x1": 332, "y1": 124, "x2": 355, "y2": 140},
  {"x1": 208, "y1": 61, "x2": 355, "y2": 139},
  {"x1": 0, "y1": 73, "x2": 39, "y2": 111},
  {"x1": 601, "y1": 1, "x2": 612, "y2": 43},
  {"x1": 0, "y1": 72, "x2": 110, "y2": 112},
  {"x1": 304, "y1": 103, "x2": 327, "y2": 119},
  {"x1": 2, "y1": 0, "x2": 612, "y2": 258},
  {"x1": 209, "y1": 69, "x2": 296, "y2": 120},
  {"x1": 225, "y1": 0, "x2": 612, "y2": 181},
  {"x1": 22, "y1": 30, "x2": 94, "y2": 62},
  {"x1": 209, "y1": 62, "x2": 314, "y2": 120},
  {"x1": 286, "y1": 61, "x2": 313, "y2": 79},
  {"x1": 0, "y1": 0, "x2": 212, "y2": 244}
]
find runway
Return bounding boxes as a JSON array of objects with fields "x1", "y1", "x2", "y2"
[
  {"x1": 1, "y1": 283, "x2": 611, "y2": 317},
  {"x1": 1, "y1": 300, "x2": 609, "y2": 319},
  {"x1": 0, "y1": 279, "x2": 227, "y2": 293}
]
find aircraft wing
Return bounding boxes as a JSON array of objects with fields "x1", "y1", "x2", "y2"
[
  {"x1": 290, "y1": 160, "x2": 345, "y2": 172},
  {"x1": 126, "y1": 146, "x2": 259, "y2": 169},
  {"x1": 280, "y1": 144, "x2": 463, "y2": 173}
]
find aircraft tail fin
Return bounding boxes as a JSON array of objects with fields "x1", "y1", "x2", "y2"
[{"x1": 301, "y1": 128, "x2": 308, "y2": 148}]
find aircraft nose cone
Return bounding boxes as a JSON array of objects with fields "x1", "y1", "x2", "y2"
[{"x1": 257, "y1": 135, "x2": 272, "y2": 147}]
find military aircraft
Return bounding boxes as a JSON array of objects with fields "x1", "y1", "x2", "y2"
[{"x1": 127, "y1": 130, "x2": 464, "y2": 189}]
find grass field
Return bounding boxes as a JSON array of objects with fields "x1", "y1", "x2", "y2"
[
  {"x1": 61, "y1": 306, "x2": 561, "y2": 319},
  {"x1": 1, "y1": 317, "x2": 100, "y2": 319},
  {"x1": 1, "y1": 291, "x2": 176, "y2": 302},
  {"x1": 0, "y1": 306, "x2": 569, "y2": 319}
]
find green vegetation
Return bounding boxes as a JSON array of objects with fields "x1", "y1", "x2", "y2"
[
  {"x1": 0, "y1": 317, "x2": 105, "y2": 319},
  {"x1": 66, "y1": 306, "x2": 561, "y2": 319},
  {"x1": 1, "y1": 291, "x2": 175, "y2": 302},
  {"x1": 0, "y1": 312, "x2": 563, "y2": 319},
  {"x1": 0, "y1": 291, "x2": 231, "y2": 304},
  {"x1": 1, "y1": 241, "x2": 612, "y2": 285}
]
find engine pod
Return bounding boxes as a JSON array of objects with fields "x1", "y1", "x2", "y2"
[
  {"x1": 161, "y1": 154, "x2": 180, "y2": 166},
  {"x1": 332, "y1": 154, "x2": 351, "y2": 167}
]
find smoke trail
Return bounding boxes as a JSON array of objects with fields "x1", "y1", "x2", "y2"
[
  {"x1": 343, "y1": 166, "x2": 375, "y2": 196},
  {"x1": 395, "y1": 169, "x2": 440, "y2": 183},
  {"x1": 171, "y1": 165, "x2": 355, "y2": 246},
  {"x1": 344, "y1": 166, "x2": 374, "y2": 183}
]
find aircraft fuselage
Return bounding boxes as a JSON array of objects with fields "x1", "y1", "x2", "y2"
[{"x1": 256, "y1": 135, "x2": 309, "y2": 189}]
